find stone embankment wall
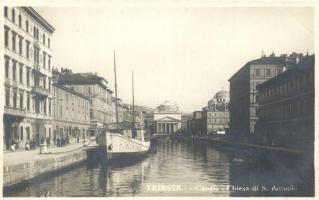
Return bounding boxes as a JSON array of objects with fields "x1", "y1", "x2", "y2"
[{"x1": 3, "y1": 150, "x2": 88, "y2": 188}]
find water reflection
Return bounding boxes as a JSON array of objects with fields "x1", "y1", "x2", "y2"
[{"x1": 4, "y1": 139, "x2": 313, "y2": 197}]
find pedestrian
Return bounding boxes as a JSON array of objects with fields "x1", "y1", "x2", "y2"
[
  {"x1": 25, "y1": 140, "x2": 30, "y2": 150},
  {"x1": 61, "y1": 137, "x2": 65, "y2": 147},
  {"x1": 57, "y1": 136, "x2": 60, "y2": 147},
  {"x1": 46, "y1": 137, "x2": 50, "y2": 147},
  {"x1": 66, "y1": 135, "x2": 69, "y2": 145}
]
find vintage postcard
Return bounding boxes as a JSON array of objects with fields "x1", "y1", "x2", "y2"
[{"x1": 1, "y1": 0, "x2": 317, "y2": 198}]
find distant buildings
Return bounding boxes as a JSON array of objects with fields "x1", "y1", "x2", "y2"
[
  {"x1": 192, "y1": 111, "x2": 204, "y2": 135},
  {"x1": 3, "y1": 7, "x2": 55, "y2": 150},
  {"x1": 256, "y1": 55, "x2": 314, "y2": 150},
  {"x1": 228, "y1": 53, "x2": 307, "y2": 136},
  {"x1": 52, "y1": 82, "x2": 91, "y2": 144},
  {"x1": 181, "y1": 114, "x2": 193, "y2": 133},
  {"x1": 154, "y1": 101, "x2": 182, "y2": 135},
  {"x1": 56, "y1": 72, "x2": 114, "y2": 137},
  {"x1": 192, "y1": 90, "x2": 230, "y2": 135}
]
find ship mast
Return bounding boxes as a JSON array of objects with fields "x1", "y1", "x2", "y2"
[
  {"x1": 113, "y1": 50, "x2": 119, "y2": 127},
  {"x1": 132, "y1": 70, "x2": 135, "y2": 129}
]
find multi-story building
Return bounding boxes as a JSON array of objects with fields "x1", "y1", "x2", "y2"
[
  {"x1": 3, "y1": 7, "x2": 55, "y2": 150},
  {"x1": 228, "y1": 53, "x2": 306, "y2": 137},
  {"x1": 256, "y1": 55, "x2": 314, "y2": 150},
  {"x1": 51, "y1": 83, "x2": 91, "y2": 145},
  {"x1": 203, "y1": 90, "x2": 230, "y2": 134},
  {"x1": 57, "y1": 72, "x2": 113, "y2": 136}
]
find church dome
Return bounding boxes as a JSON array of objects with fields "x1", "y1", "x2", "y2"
[
  {"x1": 214, "y1": 90, "x2": 229, "y2": 99},
  {"x1": 214, "y1": 90, "x2": 230, "y2": 103},
  {"x1": 156, "y1": 101, "x2": 179, "y2": 113}
]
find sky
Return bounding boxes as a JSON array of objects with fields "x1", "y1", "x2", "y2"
[{"x1": 36, "y1": 7, "x2": 314, "y2": 113}]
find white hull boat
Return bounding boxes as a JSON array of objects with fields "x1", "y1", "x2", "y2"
[{"x1": 98, "y1": 129, "x2": 150, "y2": 160}]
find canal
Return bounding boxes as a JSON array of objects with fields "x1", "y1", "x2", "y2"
[{"x1": 4, "y1": 139, "x2": 314, "y2": 197}]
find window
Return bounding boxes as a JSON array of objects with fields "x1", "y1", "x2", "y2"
[
  {"x1": 12, "y1": 31, "x2": 16, "y2": 51},
  {"x1": 5, "y1": 89, "x2": 10, "y2": 107},
  {"x1": 4, "y1": 6, "x2": 8, "y2": 17},
  {"x1": 48, "y1": 56, "x2": 51, "y2": 69},
  {"x1": 27, "y1": 94, "x2": 30, "y2": 110},
  {"x1": 35, "y1": 99, "x2": 40, "y2": 113},
  {"x1": 19, "y1": 64, "x2": 23, "y2": 83},
  {"x1": 18, "y1": 14, "x2": 22, "y2": 27},
  {"x1": 266, "y1": 68, "x2": 271, "y2": 76},
  {"x1": 19, "y1": 36, "x2": 23, "y2": 55},
  {"x1": 43, "y1": 77, "x2": 46, "y2": 89},
  {"x1": 5, "y1": 58, "x2": 9, "y2": 78},
  {"x1": 13, "y1": 91, "x2": 17, "y2": 108},
  {"x1": 44, "y1": 100, "x2": 47, "y2": 114},
  {"x1": 19, "y1": 92, "x2": 23, "y2": 109},
  {"x1": 43, "y1": 52, "x2": 46, "y2": 68},
  {"x1": 25, "y1": 40, "x2": 30, "y2": 58},
  {"x1": 12, "y1": 8, "x2": 15, "y2": 23},
  {"x1": 26, "y1": 68, "x2": 30, "y2": 86},
  {"x1": 34, "y1": 47, "x2": 39, "y2": 63},
  {"x1": 4, "y1": 26, "x2": 9, "y2": 47},
  {"x1": 43, "y1": 33, "x2": 46, "y2": 45},
  {"x1": 26, "y1": 20, "x2": 29, "y2": 33},
  {"x1": 48, "y1": 38, "x2": 50, "y2": 48},
  {"x1": 12, "y1": 61, "x2": 16, "y2": 81},
  {"x1": 33, "y1": 26, "x2": 36, "y2": 38},
  {"x1": 49, "y1": 100, "x2": 51, "y2": 115},
  {"x1": 20, "y1": 127, "x2": 23, "y2": 140},
  {"x1": 255, "y1": 68, "x2": 261, "y2": 77},
  {"x1": 48, "y1": 78, "x2": 51, "y2": 92}
]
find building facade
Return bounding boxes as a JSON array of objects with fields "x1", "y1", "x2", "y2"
[
  {"x1": 228, "y1": 53, "x2": 305, "y2": 137},
  {"x1": 52, "y1": 83, "x2": 91, "y2": 145},
  {"x1": 57, "y1": 72, "x2": 113, "y2": 136},
  {"x1": 153, "y1": 101, "x2": 182, "y2": 135},
  {"x1": 205, "y1": 90, "x2": 230, "y2": 134},
  {"x1": 256, "y1": 55, "x2": 314, "y2": 150},
  {"x1": 3, "y1": 7, "x2": 55, "y2": 150}
]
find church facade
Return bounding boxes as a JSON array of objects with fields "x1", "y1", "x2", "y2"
[{"x1": 153, "y1": 101, "x2": 182, "y2": 135}]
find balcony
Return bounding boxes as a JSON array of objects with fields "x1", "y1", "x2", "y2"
[
  {"x1": 32, "y1": 85, "x2": 50, "y2": 98},
  {"x1": 4, "y1": 106, "x2": 27, "y2": 117}
]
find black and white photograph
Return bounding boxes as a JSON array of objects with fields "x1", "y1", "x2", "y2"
[{"x1": 1, "y1": 0, "x2": 316, "y2": 198}]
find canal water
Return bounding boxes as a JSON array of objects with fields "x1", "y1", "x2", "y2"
[{"x1": 4, "y1": 139, "x2": 314, "y2": 197}]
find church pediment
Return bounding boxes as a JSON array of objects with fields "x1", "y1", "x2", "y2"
[{"x1": 156, "y1": 117, "x2": 181, "y2": 122}]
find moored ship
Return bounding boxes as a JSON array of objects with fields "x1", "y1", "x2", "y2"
[{"x1": 98, "y1": 50, "x2": 150, "y2": 160}]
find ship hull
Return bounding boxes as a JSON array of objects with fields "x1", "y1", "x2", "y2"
[
  {"x1": 107, "y1": 150, "x2": 149, "y2": 161},
  {"x1": 98, "y1": 130, "x2": 150, "y2": 161}
]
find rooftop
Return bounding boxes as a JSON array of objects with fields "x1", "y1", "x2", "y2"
[
  {"x1": 58, "y1": 73, "x2": 109, "y2": 89},
  {"x1": 228, "y1": 53, "x2": 307, "y2": 81},
  {"x1": 53, "y1": 83, "x2": 90, "y2": 100},
  {"x1": 22, "y1": 7, "x2": 55, "y2": 33},
  {"x1": 257, "y1": 55, "x2": 314, "y2": 90}
]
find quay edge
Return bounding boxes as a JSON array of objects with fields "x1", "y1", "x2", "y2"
[{"x1": 3, "y1": 147, "x2": 99, "y2": 189}]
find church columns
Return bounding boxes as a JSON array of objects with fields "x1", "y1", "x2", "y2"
[{"x1": 156, "y1": 122, "x2": 179, "y2": 134}]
